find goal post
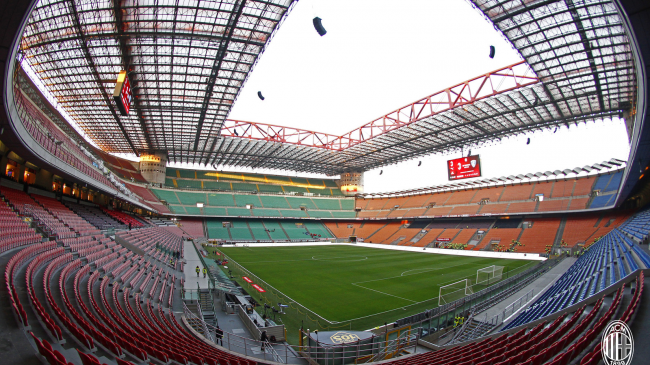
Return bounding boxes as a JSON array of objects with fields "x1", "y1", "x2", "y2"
[
  {"x1": 438, "y1": 279, "x2": 473, "y2": 306},
  {"x1": 475, "y1": 265, "x2": 504, "y2": 289}
]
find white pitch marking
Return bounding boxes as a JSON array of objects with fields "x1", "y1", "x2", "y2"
[{"x1": 351, "y1": 283, "x2": 418, "y2": 303}]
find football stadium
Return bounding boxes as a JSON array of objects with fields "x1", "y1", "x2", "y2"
[{"x1": 0, "y1": 1, "x2": 648, "y2": 365}]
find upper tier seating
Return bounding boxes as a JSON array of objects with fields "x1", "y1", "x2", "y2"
[
  {"x1": 0, "y1": 194, "x2": 42, "y2": 252},
  {"x1": 355, "y1": 174, "x2": 627, "y2": 218},
  {"x1": 145, "y1": 188, "x2": 355, "y2": 218},
  {"x1": 162, "y1": 168, "x2": 342, "y2": 196}
]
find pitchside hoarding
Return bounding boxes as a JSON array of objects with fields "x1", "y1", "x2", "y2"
[{"x1": 447, "y1": 155, "x2": 482, "y2": 181}]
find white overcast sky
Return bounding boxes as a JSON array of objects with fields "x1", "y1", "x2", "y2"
[
  {"x1": 23, "y1": 0, "x2": 632, "y2": 194},
  {"x1": 225, "y1": 0, "x2": 631, "y2": 193}
]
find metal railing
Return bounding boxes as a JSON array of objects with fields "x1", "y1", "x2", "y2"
[
  {"x1": 182, "y1": 301, "x2": 287, "y2": 363},
  {"x1": 181, "y1": 301, "x2": 421, "y2": 365}
]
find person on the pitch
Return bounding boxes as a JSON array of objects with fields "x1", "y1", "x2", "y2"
[
  {"x1": 203, "y1": 267, "x2": 207, "y2": 278},
  {"x1": 195, "y1": 266, "x2": 200, "y2": 277}
]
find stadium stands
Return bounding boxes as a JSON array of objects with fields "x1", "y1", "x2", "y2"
[{"x1": 354, "y1": 175, "x2": 622, "y2": 219}]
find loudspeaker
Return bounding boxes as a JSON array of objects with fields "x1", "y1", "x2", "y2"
[
  {"x1": 313, "y1": 17, "x2": 327, "y2": 36},
  {"x1": 526, "y1": 138, "x2": 530, "y2": 145},
  {"x1": 489, "y1": 45, "x2": 495, "y2": 59},
  {"x1": 257, "y1": 91, "x2": 265, "y2": 100},
  {"x1": 418, "y1": 161, "x2": 422, "y2": 167}
]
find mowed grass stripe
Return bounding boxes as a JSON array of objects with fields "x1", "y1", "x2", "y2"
[{"x1": 220, "y1": 245, "x2": 532, "y2": 323}]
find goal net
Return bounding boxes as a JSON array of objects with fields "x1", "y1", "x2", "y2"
[
  {"x1": 438, "y1": 279, "x2": 473, "y2": 306},
  {"x1": 475, "y1": 265, "x2": 504, "y2": 289}
]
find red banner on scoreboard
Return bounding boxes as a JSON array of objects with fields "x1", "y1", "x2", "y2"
[
  {"x1": 252, "y1": 284, "x2": 266, "y2": 292},
  {"x1": 242, "y1": 276, "x2": 253, "y2": 283},
  {"x1": 447, "y1": 155, "x2": 482, "y2": 181}
]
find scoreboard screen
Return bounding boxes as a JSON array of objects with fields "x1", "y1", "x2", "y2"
[
  {"x1": 447, "y1": 155, "x2": 482, "y2": 181},
  {"x1": 113, "y1": 70, "x2": 132, "y2": 116}
]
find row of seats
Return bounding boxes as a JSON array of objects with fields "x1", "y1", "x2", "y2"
[
  {"x1": 115, "y1": 227, "x2": 183, "y2": 267},
  {"x1": 101, "y1": 209, "x2": 146, "y2": 228},
  {"x1": 63, "y1": 202, "x2": 127, "y2": 230},
  {"x1": 14, "y1": 86, "x2": 115, "y2": 189},
  {"x1": 385, "y1": 270, "x2": 642, "y2": 365},
  {"x1": 32, "y1": 195, "x2": 101, "y2": 236},
  {"x1": 206, "y1": 219, "x2": 333, "y2": 241},
  {"x1": 152, "y1": 189, "x2": 354, "y2": 209},
  {"x1": 503, "y1": 220, "x2": 650, "y2": 329}
]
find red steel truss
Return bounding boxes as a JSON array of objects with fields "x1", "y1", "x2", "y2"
[{"x1": 220, "y1": 61, "x2": 538, "y2": 150}]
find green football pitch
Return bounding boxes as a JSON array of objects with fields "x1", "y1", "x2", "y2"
[{"x1": 213, "y1": 245, "x2": 535, "y2": 341}]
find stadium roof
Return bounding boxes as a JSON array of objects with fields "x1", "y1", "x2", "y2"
[{"x1": 19, "y1": 0, "x2": 637, "y2": 176}]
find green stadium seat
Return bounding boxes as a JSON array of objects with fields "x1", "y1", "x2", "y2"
[
  {"x1": 312, "y1": 199, "x2": 341, "y2": 210},
  {"x1": 307, "y1": 210, "x2": 333, "y2": 218},
  {"x1": 331, "y1": 211, "x2": 356, "y2": 218},
  {"x1": 283, "y1": 186, "x2": 309, "y2": 194},
  {"x1": 340, "y1": 199, "x2": 355, "y2": 210},
  {"x1": 290, "y1": 177, "x2": 310, "y2": 185},
  {"x1": 250, "y1": 227, "x2": 270, "y2": 240},
  {"x1": 176, "y1": 191, "x2": 206, "y2": 205},
  {"x1": 263, "y1": 221, "x2": 289, "y2": 240},
  {"x1": 259, "y1": 196, "x2": 291, "y2": 208},
  {"x1": 165, "y1": 178, "x2": 176, "y2": 187},
  {"x1": 206, "y1": 220, "x2": 230, "y2": 240},
  {"x1": 166, "y1": 168, "x2": 178, "y2": 177},
  {"x1": 286, "y1": 197, "x2": 317, "y2": 209},
  {"x1": 252, "y1": 209, "x2": 282, "y2": 217},
  {"x1": 233, "y1": 194, "x2": 262, "y2": 207},
  {"x1": 331, "y1": 189, "x2": 344, "y2": 196},
  {"x1": 203, "y1": 181, "x2": 232, "y2": 190},
  {"x1": 151, "y1": 189, "x2": 180, "y2": 204},
  {"x1": 306, "y1": 178, "x2": 325, "y2": 187},
  {"x1": 227, "y1": 208, "x2": 252, "y2": 216},
  {"x1": 196, "y1": 170, "x2": 218, "y2": 180},
  {"x1": 168, "y1": 205, "x2": 186, "y2": 214},
  {"x1": 281, "y1": 223, "x2": 309, "y2": 239},
  {"x1": 203, "y1": 207, "x2": 227, "y2": 216},
  {"x1": 207, "y1": 193, "x2": 235, "y2": 206},
  {"x1": 232, "y1": 182, "x2": 257, "y2": 192},
  {"x1": 184, "y1": 206, "x2": 202, "y2": 215},
  {"x1": 266, "y1": 175, "x2": 292, "y2": 184},
  {"x1": 176, "y1": 179, "x2": 202, "y2": 189},
  {"x1": 323, "y1": 179, "x2": 339, "y2": 188},
  {"x1": 304, "y1": 221, "x2": 333, "y2": 238},
  {"x1": 230, "y1": 227, "x2": 253, "y2": 241},
  {"x1": 178, "y1": 169, "x2": 196, "y2": 179},
  {"x1": 280, "y1": 209, "x2": 307, "y2": 218},
  {"x1": 258, "y1": 184, "x2": 284, "y2": 193}
]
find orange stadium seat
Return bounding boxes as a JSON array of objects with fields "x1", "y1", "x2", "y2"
[
  {"x1": 444, "y1": 190, "x2": 477, "y2": 205},
  {"x1": 538, "y1": 199, "x2": 570, "y2": 212},
  {"x1": 471, "y1": 187, "x2": 504, "y2": 203},
  {"x1": 551, "y1": 179, "x2": 575, "y2": 198},
  {"x1": 573, "y1": 176, "x2": 596, "y2": 196},
  {"x1": 474, "y1": 228, "x2": 522, "y2": 250},
  {"x1": 499, "y1": 183, "x2": 534, "y2": 201},
  {"x1": 569, "y1": 197, "x2": 589, "y2": 210},
  {"x1": 507, "y1": 201, "x2": 537, "y2": 213},
  {"x1": 519, "y1": 218, "x2": 561, "y2": 253},
  {"x1": 479, "y1": 203, "x2": 509, "y2": 214}
]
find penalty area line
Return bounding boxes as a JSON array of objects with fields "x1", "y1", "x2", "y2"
[{"x1": 351, "y1": 283, "x2": 418, "y2": 303}]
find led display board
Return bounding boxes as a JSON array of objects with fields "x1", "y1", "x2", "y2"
[{"x1": 447, "y1": 155, "x2": 482, "y2": 181}]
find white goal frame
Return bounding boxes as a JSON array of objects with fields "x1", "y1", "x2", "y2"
[
  {"x1": 476, "y1": 265, "x2": 504, "y2": 287},
  {"x1": 438, "y1": 279, "x2": 473, "y2": 306}
]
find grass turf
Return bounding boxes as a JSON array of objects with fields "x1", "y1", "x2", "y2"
[{"x1": 213, "y1": 245, "x2": 535, "y2": 341}]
